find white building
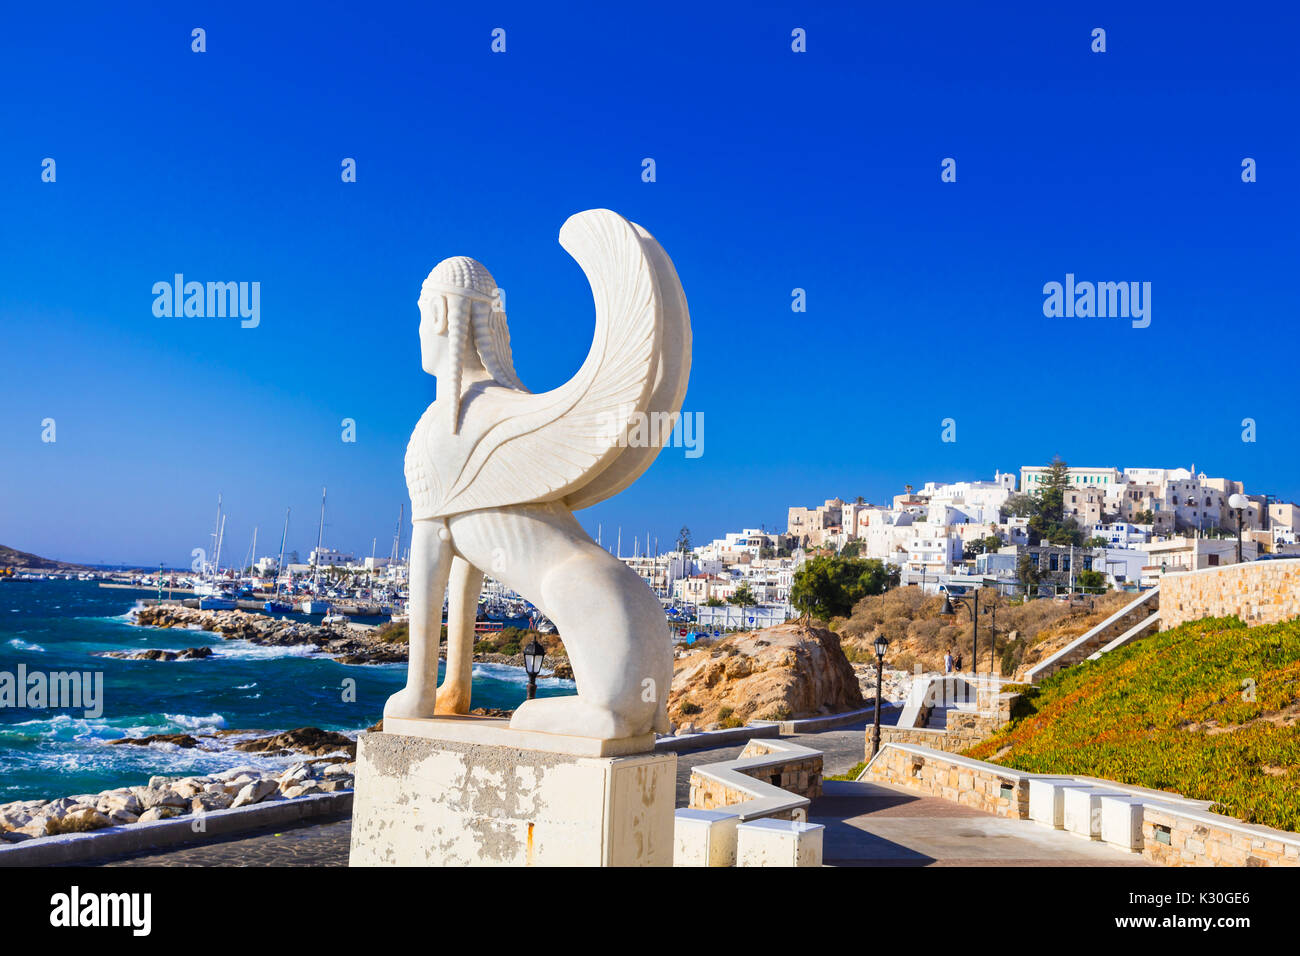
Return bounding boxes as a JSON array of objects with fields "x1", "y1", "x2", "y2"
[{"x1": 309, "y1": 548, "x2": 354, "y2": 568}]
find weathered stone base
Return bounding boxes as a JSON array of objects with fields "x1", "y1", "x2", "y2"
[{"x1": 348, "y1": 731, "x2": 676, "y2": 866}]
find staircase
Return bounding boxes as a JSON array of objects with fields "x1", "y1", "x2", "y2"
[{"x1": 1025, "y1": 587, "x2": 1161, "y2": 683}]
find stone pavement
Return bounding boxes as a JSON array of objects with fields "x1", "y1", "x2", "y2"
[
  {"x1": 87, "y1": 818, "x2": 352, "y2": 867},
  {"x1": 812, "y1": 780, "x2": 1152, "y2": 867}
]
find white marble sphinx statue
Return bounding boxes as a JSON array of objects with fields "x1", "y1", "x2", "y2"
[{"x1": 384, "y1": 208, "x2": 691, "y2": 742}]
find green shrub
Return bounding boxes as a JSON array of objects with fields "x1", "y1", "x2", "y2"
[
  {"x1": 679, "y1": 701, "x2": 702, "y2": 716},
  {"x1": 966, "y1": 616, "x2": 1300, "y2": 832}
]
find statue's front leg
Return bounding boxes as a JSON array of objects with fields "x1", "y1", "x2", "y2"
[
  {"x1": 384, "y1": 519, "x2": 453, "y2": 720},
  {"x1": 435, "y1": 557, "x2": 483, "y2": 715}
]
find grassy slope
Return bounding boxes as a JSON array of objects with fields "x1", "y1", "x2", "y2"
[{"x1": 965, "y1": 616, "x2": 1300, "y2": 831}]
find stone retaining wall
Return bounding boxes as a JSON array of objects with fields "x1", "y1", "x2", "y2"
[
  {"x1": 1141, "y1": 804, "x2": 1300, "y2": 867},
  {"x1": 874, "y1": 692, "x2": 1017, "y2": 756},
  {"x1": 865, "y1": 744, "x2": 1299, "y2": 867},
  {"x1": 862, "y1": 745, "x2": 1027, "y2": 818},
  {"x1": 689, "y1": 740, "x2": 822, "y2": 820},
  {"x1": 1160, "y1": 559, "x2": 1300, "y2": 630}
]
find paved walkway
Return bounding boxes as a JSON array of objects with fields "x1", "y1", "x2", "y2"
[
  {"x1": 83, "y1": 718, "x2": 1146, "y2": 867},
  {"x1": 812, "y1": 780, "x2": 1151, "y2": 867},
  {"x1": 91, "y1": 818, "x2": 352, "y2": 867}
]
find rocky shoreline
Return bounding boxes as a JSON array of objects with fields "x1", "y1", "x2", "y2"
[
  {"x1": 129, "y1": 603, "x2": 574, "y2": 677},
  {"x1": 0, "y1": 746, "x2": 356, "y2": 845}
]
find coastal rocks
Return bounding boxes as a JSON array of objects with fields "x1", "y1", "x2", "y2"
[
  {"x1": 99, "y1": 646, "x2": 213, "y2": 661},
  {"x1": 132, "y1": 603, "x2": 573, "y2": 673},
  {"x1": 230, "y1": 778, "x2": 279, "y2": 808},
  {"x1": 0, "y1": 759, "x2": 359, "y2": 846},
  {"x1": 549, "y1": 661, "x2": 574, "y2": 680},
  {"x1": 233, "y1": 727, "x2": 357, "y2": 758},
  {"x1": 108, "y1": 733, "x2": 200, "y2": 748},
  {"x1": 667, "y1": 623, "x2": 865, "y2": 730},
  {"x1": 45, "y1": 807, "x2": 112, "y2": 835}
]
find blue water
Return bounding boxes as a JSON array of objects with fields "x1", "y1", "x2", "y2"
[{"x1": 0, "y1": 580, "x2": 574, "y2": 802}]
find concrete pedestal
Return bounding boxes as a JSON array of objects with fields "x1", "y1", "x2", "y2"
[{"x1": 349, "y1": 722, "x2": 676, "y2": 867}]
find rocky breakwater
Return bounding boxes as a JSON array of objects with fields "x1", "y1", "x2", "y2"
[
  {"x1": 134, "y1": 604, "x2": 407, "y2": 665},
  {"x1": 667, "y1": 623, "x2": 865, "y2": 733},
  {"x1": 0, "y1": 760, "x2": 356, "y2": 845}
]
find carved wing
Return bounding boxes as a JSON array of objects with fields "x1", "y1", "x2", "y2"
[
  {"x1": 429, "y1": 209, "x2": 663, "y2": 517},
  {"x1": 563, "y1": 221, "x2": 691, "y2": 511}
]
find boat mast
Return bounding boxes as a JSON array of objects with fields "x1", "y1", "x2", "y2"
[
  {"x1": 312, "y1": 487, "x2": 327, "y2": 593},
  {"x1": 210, "y1": 493, "x2": 223, "y2": 579},
  {"x1": 214, "y1": 515, "x2": 226, "y2": 580},
  {"x1": 390, "y1": 503, "x2": 404, "y2": 564},
  {"x1": 275, "y1": 508, "x2": 290, "y2": 597}
]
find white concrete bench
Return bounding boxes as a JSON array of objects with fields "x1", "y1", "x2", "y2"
[
  {"x1": 673, "y1": 808, "x2": 740, "y2": 867},
  {"x1": 736, "y1": 818, "x2": 824, "y2": 867},
  {"x1": 1028, "y1": 778, "x2": 1093, "y2": 829},
  {"x1": 1063, "y1": 787, "x2": 1123, "y2": 840},
  {"x1": 1099, "y1": 794, "x2": 1145, "y2": 851}
]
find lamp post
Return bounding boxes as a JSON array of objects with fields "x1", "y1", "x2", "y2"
[
  {"x1": 939, "y1": 586, "x2": 979, "y2": 675},
  {"x1": 1228, "y1": 493, "x2": 1248, "y2": 564},
  {"x1": 522, "y1": 637, "x2": 546, "y2": 700},
  {"x1": 983, "y1": 600, "x2": 998, "y2": 674},
  {"x1": 871, "y1": 635, "x2": 888, "y2": 757}
]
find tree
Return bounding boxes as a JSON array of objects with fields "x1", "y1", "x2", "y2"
[
  {"x1": 1024, "y1": 457, "x2": 1085, "y2": 546},
  {"x1": 676, "y1": 526, "x2": 692, "y2": 554},
  {"x1": 1134, "y1": 509, "x2": 1155, "y2": 525},
  {"x1": 729, "y1": 582, "x2": 758, "y2": 606},
  {"x1": 840, "y1": 540, "x2": 863, "y2": 557},
  {"x1": 1075, "y1": 569, "x2": 1107, "y2": 593},
  {"x1": 1017, "y1": 554, "x2": 1042, "y2": 595},
  {"x1": 1083, "y1": 535, "x2": 1109, "y2": 549},
  {"x1": 791, "y1": 556, "x2": 898, "y2": 621},
  {"x1": 703, "y1": 596, "x2": 724, "y2": 607},
  {"x1": 1002, "y1": 493, "x2": 1037, "y2": 518}
]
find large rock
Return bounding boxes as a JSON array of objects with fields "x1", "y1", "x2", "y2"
[
  {"x1": 667, "y1": 623, "x2": 864, "y2": 729},
  {"x1": 233, "y1": 727, "x2": 356, "y2": 758},
  {"x1": 230, "y1": 778, "x2": 279, "y2": 808}
]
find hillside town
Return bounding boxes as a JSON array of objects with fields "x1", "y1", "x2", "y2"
[{"x1": 621, "y1": 461, "x2": 1300, "y2": 627}]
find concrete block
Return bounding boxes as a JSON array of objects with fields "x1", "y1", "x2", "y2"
[
  {"x1": 673, "y1": 808, "x2": 740, "y2": 866},
  {"x1": 1028, "y1": 779, "x2": 1091, "y2": 829},
  {"x1": 735, "y1": 818, "x2": 824, "y2": 867},
  {"x1": 349, "y1": 731, "x2": 675, "y2": 866},
  {"x1": 1099, "y1": 795, "x2": 1145, "y2": 851},
  {"x1": 1063, "y1": 787, "x2": 1120, "y2": 840}
]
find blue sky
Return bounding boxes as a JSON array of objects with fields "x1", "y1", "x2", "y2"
[{"x1": 2, "y1": 2, "x2": 1297, "y2": 566}]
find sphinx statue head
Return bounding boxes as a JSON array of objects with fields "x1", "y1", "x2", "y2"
[{"x1": 419, "y1": 256, "x2": 525, "y2": 431}]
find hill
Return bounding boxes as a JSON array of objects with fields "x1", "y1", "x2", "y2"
[
  {"x1": 0, "y1": 544, "x2": 85, "y2": 571},
  {"x1": 834, "y1": 586, "x2": 1132, "y2": 677},
  {"x1": 965, "y1": 616, "x2": 1300, "y2": 832}
]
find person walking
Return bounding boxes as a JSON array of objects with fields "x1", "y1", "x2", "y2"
[
  {"x1": 953, "y1": 651, "x2": 963, "y2": 673},
  {"x1": 944, "y1": 650, "x2": 953, "y2": 674}
]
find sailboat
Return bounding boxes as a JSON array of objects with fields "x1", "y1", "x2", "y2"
[
  {"x1": 264, "y1": 507, "x2": 294, "y2": 613},
  {"x1": 300, "y1": 487, "x2": 331, "y2": 614},
  {"x1": 196, "y1": 499, "x2": 238, "y2": 609}
]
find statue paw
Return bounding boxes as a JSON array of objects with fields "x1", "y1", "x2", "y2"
[
  {"x1": 508, "y1": 697, "x2": 642, "y2": 740},
  {"x1": 383, "y1": 686, "x2": 435, "y2": 720}
]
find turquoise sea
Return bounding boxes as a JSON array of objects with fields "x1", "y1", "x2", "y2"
[{"x1": 0, "y1": 580, "x2": 575, "y2": 802}]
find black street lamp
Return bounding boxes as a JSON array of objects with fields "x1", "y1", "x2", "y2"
[
  {"x1": 983, "y1": 601, "x2": 998, "y2": 674},
  {"x1": 1229, "y1": 493, "x2": 1248, "y2": 564},
  {"x1": 522, "y1": 637, "x2": 546, "y2": 700},
  {"x1": 939, "y1": 586, "x2": 979, "y2": 675},
  {"x1": 871, "y1": 635, "x2": 888, "y2": 757}
]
